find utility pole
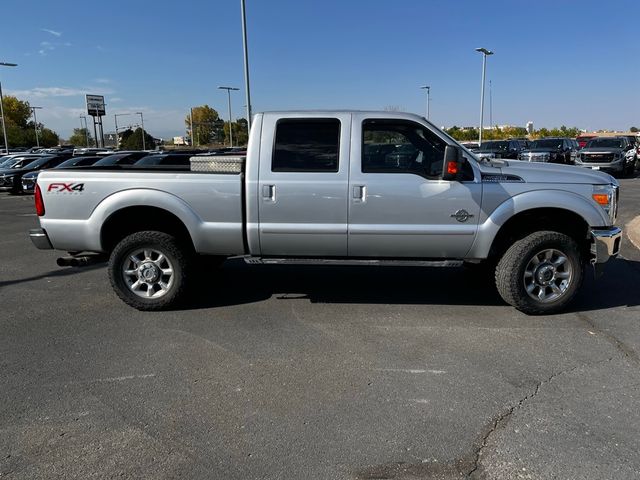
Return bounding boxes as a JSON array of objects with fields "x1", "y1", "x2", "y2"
[
  {"x1": 136, "y1": 112, "x2": 146, "y2": 150},
  {"x1": 489, "y1": 80, "x2": 493, "y2": 128},
  {"x1": 0, "y1": 61, "x2": 17, "y2": 154},
  {"x1": 218, "y1": 86, "x2": 239, "y2": 147},
  {"x1": 190, "y1": 107, "x2": 194, "y2": 147},
  {"x1": 30, "y1": 106, "x2": 43, "y2": 148},
  {"x1": 80, "y1": 115, "x2": 89, "y2": 146},
  {"x1": 240, "y1": 0, "x2": 252, "y2": 131}
]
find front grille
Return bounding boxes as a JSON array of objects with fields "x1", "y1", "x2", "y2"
[{"x1": 582, "y1": 153, "x2": 614, "y2": 163}]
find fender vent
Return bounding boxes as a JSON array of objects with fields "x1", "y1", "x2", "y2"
[{"x1": 481, "y1": 174, "x2": 524, "y2": 183}]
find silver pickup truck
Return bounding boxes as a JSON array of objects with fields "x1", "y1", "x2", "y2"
[{"x1": 30, "y1": 111, "x2": 622, "y2": 314}]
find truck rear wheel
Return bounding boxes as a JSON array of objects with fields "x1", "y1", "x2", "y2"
[
  {"x1": 495, "y1": 231, "x2": 583, "y2": 315},
  {"x1": 108, "y1": 231, "x2": 191, "y2": 311}
]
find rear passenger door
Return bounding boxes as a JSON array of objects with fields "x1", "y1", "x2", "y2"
[{"x1": 257, "y1": 114, "x2": 351, "y2": 256}]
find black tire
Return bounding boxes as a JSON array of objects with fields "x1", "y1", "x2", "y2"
[
  {"x1": 495, "y1": 231, "x2": 584, "y2": 315},
  {"x1": 108, "y1": 231, "x2": 192, "y2": 311}
]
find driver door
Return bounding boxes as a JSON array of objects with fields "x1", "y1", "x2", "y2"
[{"x1": 347, "y1": 115, "x2": 482, "y2": 258}]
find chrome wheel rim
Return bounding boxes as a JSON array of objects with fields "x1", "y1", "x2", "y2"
[
  {"x1": 123, "y1": 249, "x2": 174, "y2": 299},
  {"x1": 523, "y1": 248, "x2": 573, "y2": 303}
]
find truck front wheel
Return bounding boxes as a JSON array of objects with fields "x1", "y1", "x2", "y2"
[
  {"x1": 495, "y1": 231, "x2": 584, "y2": 315},
  {"x1": 108, "y1": 231, "x2": 191, "y2": 311}
]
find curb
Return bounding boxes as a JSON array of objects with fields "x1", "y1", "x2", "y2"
[{"x1": 627, "y1": 215, "x2": 640, "y2": 252}]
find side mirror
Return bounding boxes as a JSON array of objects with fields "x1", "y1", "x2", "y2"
[{"x1": 442, "y1": 145, "x2": 463, "y2": 181}]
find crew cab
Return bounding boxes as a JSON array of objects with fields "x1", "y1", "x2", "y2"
[{"x1": 29, "y1": 111, "x2": 622, "y2": 315}]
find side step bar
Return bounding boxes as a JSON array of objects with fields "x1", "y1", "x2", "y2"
[{"x1": 243, "y1": 257, "x2": 463, "y2": 267}]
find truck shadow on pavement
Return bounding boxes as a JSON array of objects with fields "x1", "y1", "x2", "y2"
[
  {"x1": 0, "y1": 262, "x2": 107, "y2": 290},
  {"x1": 187, "y1": 257, "x2": 640, "y2": 313}
]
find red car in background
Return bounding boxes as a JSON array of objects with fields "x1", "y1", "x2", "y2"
[{"x1": 576, "y1": 135, "x2": 597, "y2": 149}]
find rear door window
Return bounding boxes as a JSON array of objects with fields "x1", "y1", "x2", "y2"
[{"x1": 272, "y1": 119, "x2": 340, "y2": 172}]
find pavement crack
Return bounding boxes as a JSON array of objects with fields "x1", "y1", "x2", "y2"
[
  {"x1": 575, "y1": 311, "x2": 640, "y2": 366},
  {"x1": 468, "y1": 357, "x2": 613, "y2": 479}
]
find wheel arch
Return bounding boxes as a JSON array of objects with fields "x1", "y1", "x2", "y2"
[
  {"x1": 101, "y1": 205, "x2": 196, "y2": 254},
  {"x1": 468, "y1": 190, "x2": 606, "y2": 260}
]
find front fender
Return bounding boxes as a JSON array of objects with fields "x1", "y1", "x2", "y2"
[{"x1": 467, "y1": 189, "x2": 609, "y2": 259}]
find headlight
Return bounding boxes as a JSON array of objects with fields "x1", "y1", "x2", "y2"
[{"x1": 592, "y1": 184, "x2": 618, "y2": 224}]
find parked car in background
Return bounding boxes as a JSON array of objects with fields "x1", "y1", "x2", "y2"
[
  {"x1": 576, "y1": 135, "x2": 597, "y2": 149},
  {"x1": 474, "y1": 140, "x2": 524, "y2": 159},
  {"x1": 72, "y1": 147, "x2": 113, "y2": 156},
  {"x1": 460, "y1": 141, "x2": 479, "y2": 151},
  {"x1": 0, "y1": 154, "x2": 45, "y2": 169},
  {"x1": 518, "y1": 138, "x2": 577, "y2": 164},
  {"x1": 133, "y1": 153, "x2": 194, "y2": 167},
  {"x1": 0, "y1": 154, "x2": 72, "y2": 194},
  {"x1": 574, "y1": 136, "x2": 636, "y2": 177},
  {"x1": 21, "y1": 156, "x2": 102, "y2": 194},
  {"x1": 90, "y1": 151, "x2": 151, "y2": 167}
]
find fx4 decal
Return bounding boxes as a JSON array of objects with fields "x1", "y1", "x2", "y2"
[{"x1": 47, "y1": 182, "x2": 85, "y2": 193}]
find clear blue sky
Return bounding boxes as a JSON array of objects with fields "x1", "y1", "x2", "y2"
[{"x1": 1, "y1": 0, "x2": 637, "y2": 139}]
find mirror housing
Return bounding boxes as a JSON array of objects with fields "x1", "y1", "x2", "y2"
[{"x1": 442, "y1": 145, "x2": 464, "y2": 181}]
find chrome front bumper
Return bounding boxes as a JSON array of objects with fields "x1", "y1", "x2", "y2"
[{"x1": 591, "y1": 227, "x2": 622, "y2": 276}]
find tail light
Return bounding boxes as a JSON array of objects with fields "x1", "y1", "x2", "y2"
[{"x1": 35, "y1": 183, "x2": 45, "y2": 216}]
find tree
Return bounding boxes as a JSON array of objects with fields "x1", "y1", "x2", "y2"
[
  {"x1": 0, "y1": 95, "x2": 59, "y2": 148},
  {"x1": 121, "y1": 127, "x2": 154, "y2": 150},
  {"x1": 631, "y1": 127, "x2": 639, "y2": 133},
  {"x1": 223, "y1": 118, "x2": 249, "y2": 146},
  {"x1": 68, "y1": 128, "x2": 93, "y2": 147},
  {"x1": 185, "y1": 105, "x2": 223, "y2": 146},
  {"x1": 1, "y1": 96, "x2": 31, "y2": 127}
]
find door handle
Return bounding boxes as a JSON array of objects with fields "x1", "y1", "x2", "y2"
[
  {"x1": 262, "y1": 184, "x2": 276, "y2": 202},
  {"x1": 353, "y1": 185, "x2": 366, "y2": 202}
]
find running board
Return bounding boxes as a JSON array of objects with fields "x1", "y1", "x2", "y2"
[{"x1": 243, "y1": 257, "x2": 463, "y2": 267}]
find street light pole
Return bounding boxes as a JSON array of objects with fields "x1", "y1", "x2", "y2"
[
  {"x1": 30, "y1": 106, "x2": 43, "y2": 148},
  {"x1": 240, "y1": 0, "x2": 252, "y2": 131},
  {"x1": 419, "y1": 85, "x2": 430, "y2": 120},
  {"x1": 114, "y1": 113, "x2": 132, "y2": 149},
  {"x1": 0, "y1": 61, "x2": 17, "y2": 154},
  {"x1": 136, "y1": 112, "x2": 146, "y2": 150},
  {"x1": 80, "y1": 115, "x2": 89, "y2": 146},
  {"x1": 218, "y1": 86, "x2": 239, "y2": 147},
  {"x1": 475, "y1": 47, "x2": 493, "y2": 146}
]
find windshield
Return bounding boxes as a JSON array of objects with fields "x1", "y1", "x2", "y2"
[
  {"x1": 479, "y1": 141, "x2": 509, "y2": 151},
  {"x1": 6, "y1": 157, "x2": 41, "y2": 169},
  {"x1": 531, "y1": 139, "x2": 563, "y2": 149},
  {"x1": 57, "y1": 156, "x2": 100, "y2": 168},
  {"x1": 586, "y1": 138, "x2": 624, "y2": 148}
]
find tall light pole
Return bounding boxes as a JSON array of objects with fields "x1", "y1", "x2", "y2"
[
  {"x1": 30, "y1": 106, "x2": 43, "y2": 148},
  {"x1": 114, "y1": 113, "x2": 132, "y2": 149},
  {"x1": 475, "y1": 47, "x2": 493, "y2": 145},
  {"x1": 218, "y1": 86, "x2": 239, "y2": 147},
  {"x1": 240, "y1": 0, "x2": 252, "y2": 131},
  {"x1": 489, "y1": 80, "x2": 493, "y2": 128},
  {"x1": 79, "y1": 115, "x2": 89, "y2": 146},
  {"x1": 420, "y1": 85, "x2": 431, "y2": 120},
  {"x1": 135, "y1": 112, "x2": 146, "y2": 150},
  {"x1": 0, "y1": 61, "x2": 17, "y2": 154}
]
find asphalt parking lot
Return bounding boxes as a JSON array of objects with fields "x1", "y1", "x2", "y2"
[{"x1": 1, "y1": 179, "x2": 639, "y2": 480}]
